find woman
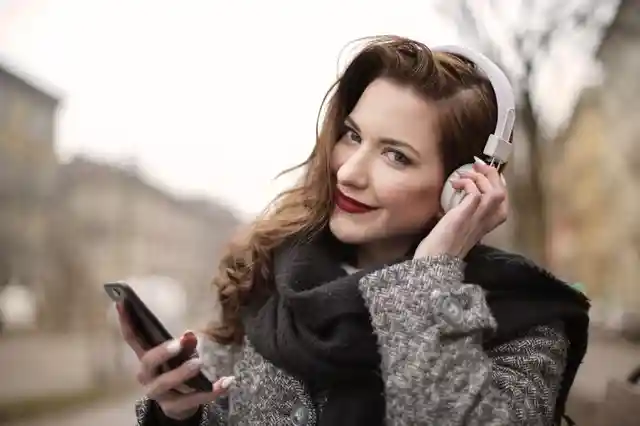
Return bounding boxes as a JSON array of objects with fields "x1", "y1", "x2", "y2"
[{"x1": 123, "y1": 36, "x2": 589, "y2": 425}]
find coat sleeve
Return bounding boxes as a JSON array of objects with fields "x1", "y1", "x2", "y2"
[
  {"x1": 358, "y1": 256, "x2": 569, "y2": 426},
  {"x1": 135, "y1": 397, "x2": 228, "y2": 426}
]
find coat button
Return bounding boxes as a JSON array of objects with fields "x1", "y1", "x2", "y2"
[
  {"x1": 290, "y1": 402, "x2": 309, "y2": 425},
  {"x1": 438, "y1": 294, "x2": 464, "y2": 326}
]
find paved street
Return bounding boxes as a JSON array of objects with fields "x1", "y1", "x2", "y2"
[
  {"x1": 573, "y1": 328, "x2": 640, "y2": 400},
  {"x1": 566, "y1": 328, "x2": 640, "y2": 425},
  {"x1": 6, "y1": 392, "x2": 138, "y2": 426}
]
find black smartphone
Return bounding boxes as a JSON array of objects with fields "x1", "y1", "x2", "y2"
[{"x1": 104, "y1": 282, "x2": 213, "y2": 393}]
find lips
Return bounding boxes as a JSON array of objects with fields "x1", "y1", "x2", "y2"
[{"x1": 334, "y1": 189, "x2": 375, "y2": 214}]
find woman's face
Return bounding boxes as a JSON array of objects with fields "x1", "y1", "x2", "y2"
[{"x1": 329, "y1": 78, "x2": 445, "y2": 258}]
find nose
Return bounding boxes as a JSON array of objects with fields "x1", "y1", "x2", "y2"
[{"x1": 336, "y1": 145, "x2": 370, "y2": 189}]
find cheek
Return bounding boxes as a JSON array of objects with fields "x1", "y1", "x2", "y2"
[{"x1": 376, "y1": 173, "x2": 442, "y2": 216}]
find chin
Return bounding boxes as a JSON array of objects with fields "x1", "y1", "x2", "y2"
[
  {"x1": 329, "y1": 209, "x2": 378, "y2": 244},
  {"x1": 329, "y1": 208, "x2": 431, "y2": 253}
]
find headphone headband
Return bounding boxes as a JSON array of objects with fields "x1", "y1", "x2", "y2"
[{"x1": 432, "y1": 45, "x2": 516, "y2": 165}]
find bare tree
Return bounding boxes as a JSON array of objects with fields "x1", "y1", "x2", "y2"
[
  {"x1": 0, "y1": 234, "x2": 11, "y2": 332},
  {"x1": 0, "y1": 235, "x2": 12, "y2": 292},
  {"x1": 436, "y1": 0, "x2": 621, "y2": 265}
]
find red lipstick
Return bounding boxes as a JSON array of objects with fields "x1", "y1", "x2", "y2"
[{"x1": 335, "y1": 189, "x2": 375, "y2": 214}]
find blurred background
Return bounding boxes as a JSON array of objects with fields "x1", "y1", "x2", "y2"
[{"x1": 0, "y1": 0, "x2": 638, "y2": 425}]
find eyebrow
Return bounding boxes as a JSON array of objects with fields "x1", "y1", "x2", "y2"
[{"x1": 345, "y1": 116, "x2": 421, "y2": 158}]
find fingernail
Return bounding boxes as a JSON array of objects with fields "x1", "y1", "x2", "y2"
[
  {"x1": 181, "y1": 331, "x2": 197, "y2": 344},
  {"x1": 165, "y1": 339, "x2": 182, "y2": 355},
  {"x1": 220, "y1": 376, "x2": 236, "y2": 389},
  {"x1": 474, "y1": 156, "x2": 486, "y2": 165},
  {"x1": 185, "y1": 357, "x2": 203, "y2": 370}
]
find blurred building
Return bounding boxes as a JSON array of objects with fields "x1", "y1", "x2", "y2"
[
  {"x1": 0, "y1": 61, "x2": 242, "y2": 334},
  {"x1": 0, "y1": 61, "x2": 61, "y2": 331},
  {"x1": 549, "y1": 0, "x2": 640, "y2": 335},
  {"x1": 55, "y1": 156, "x2": 242, "y2": 330},
  {"x1": 0, "y1": 62, "x2": 242, "y2": 395}
]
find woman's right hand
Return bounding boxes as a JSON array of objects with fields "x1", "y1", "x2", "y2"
[{"x1": 116, "y1": 303, "x2": 234, "y2": 421}]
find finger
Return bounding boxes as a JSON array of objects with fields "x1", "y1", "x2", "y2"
[
  {"x1": 459, "y1": 188, "x2": 482, "y2": 212},
  {"x1": 451, "y1": 178, "x2": 482, "y2": 212},
  {"x1": 462, "y1": 170, "x2": 506, "y2": 210},
  {"x1": 138, "y1": 338, "x2": 183, "y2": 384},
  {"x1": 213, "y1": 376, "x2": 236, "y2": 392},
  {"x1": 472, "y1": 157, "x2": 503, "y2": 188},
  {"x1": 452, "y1": 177, "x2": 481, "y2": 197},
  {"x1": 459, "y1": 170, "x2": 492, "y2": 194},
  {"x1": 480, "y1": 183, "x2": 509, "y2": 232},
  {"x1": 160, "y1": 387, "x2": 228, "y2": 416},
  {"x1": 495, "y1": 200, "x2": 509, "y2": 225},
  {"x1": 116, "y1": 303, "x2": 146, "y2": 359},
  {"x1": 146, "y1": 358, "x2": 205, "y2": 400}
]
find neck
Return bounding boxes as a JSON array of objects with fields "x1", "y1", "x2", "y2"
[{"x1": 356, "y1": 237, "x2": 415, "y2": 269}]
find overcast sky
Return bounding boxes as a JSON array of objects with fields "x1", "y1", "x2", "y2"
[{"x1": 0, "y1": 0, "x2": 613, "y2": 217}]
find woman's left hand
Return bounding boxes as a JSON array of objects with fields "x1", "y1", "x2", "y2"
[{"x1": 415, "y1": 157, "x2": 508, "y2": 260}]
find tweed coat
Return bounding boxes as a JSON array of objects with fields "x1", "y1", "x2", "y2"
[{"x1": 135, "y1": 256, "x2": 569, "y2": 426}]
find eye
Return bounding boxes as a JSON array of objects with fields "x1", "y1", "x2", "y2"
[
  {"x1": 345, "y1": 128, "x2": 362, "y2": 144},
  {"x1": 384, "y1": 149, "x2": 411, "y2": 166}
]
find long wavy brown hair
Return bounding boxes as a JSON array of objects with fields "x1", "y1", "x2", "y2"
[{"x1": 206, "y1": 35, "x2": 499, "y2": 345}]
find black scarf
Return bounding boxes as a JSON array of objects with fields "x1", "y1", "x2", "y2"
[{"x1": 243, "y1": 233, "x2": 590, "y2": 426}]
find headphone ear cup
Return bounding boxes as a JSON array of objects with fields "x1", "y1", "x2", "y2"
[
  {"x1": 440, "y1": 164, "x2": 508, "y2": 213},
  {"x1": 440, "y1": 163, "x2": 474, "y2": 213}
]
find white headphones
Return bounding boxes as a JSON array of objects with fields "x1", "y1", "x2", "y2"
[{"x1": 432, "y1": 46, "x2": 516, "y2": 212}]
